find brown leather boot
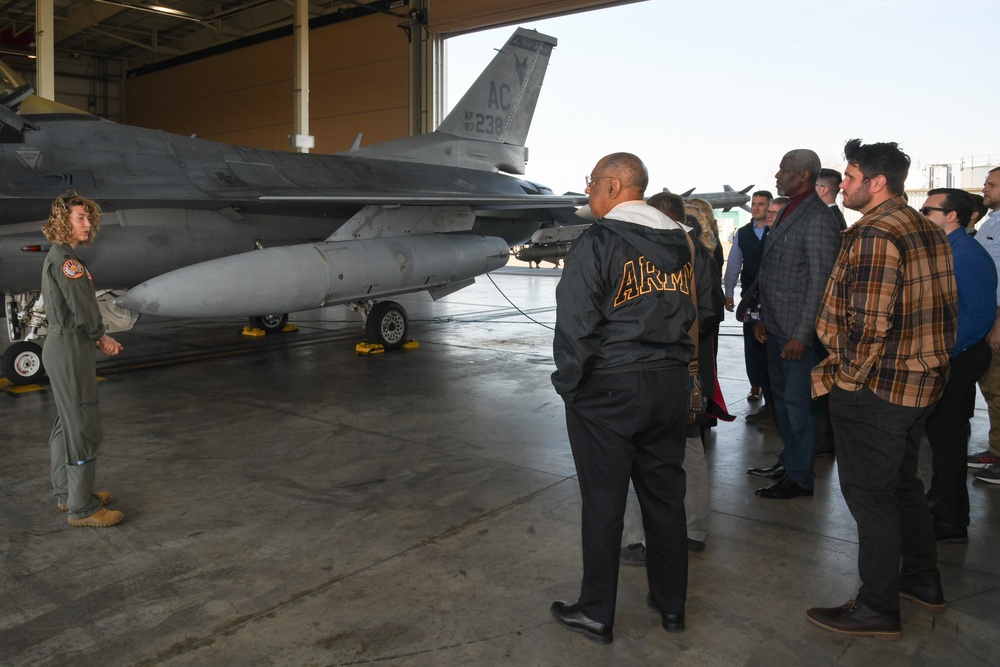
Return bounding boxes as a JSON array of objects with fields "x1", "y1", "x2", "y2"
[
  {"x1": 899, "y1": 570, "x2": 947, "y2": 612},
  {"x1": 805, "y1": 599, "x2": 901, "y2": 640}
]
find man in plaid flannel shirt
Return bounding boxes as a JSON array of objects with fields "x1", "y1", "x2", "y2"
[{"x1": 806, "y1": 139, "x2": 957, "y2": 640}]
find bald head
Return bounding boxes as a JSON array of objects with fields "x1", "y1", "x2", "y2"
[
  {"x1": 587, "y1": 152, "x2": 650, "y2": 218},
  {"x1": 600, "y1": 152, "x2": 649, "y2": 193}
]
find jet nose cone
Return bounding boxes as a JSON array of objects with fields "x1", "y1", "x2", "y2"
[{"x1": 115, "y1": 282, "x2": 163, "y2": 316}]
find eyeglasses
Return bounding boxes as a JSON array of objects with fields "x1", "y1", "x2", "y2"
[
  {"x1": 585, "y1": 175, "x2": 613, "y2": 187},
  {"x1": 919, "y1": 206, "x2": 948, "y2": 215},
  {"x1": 766, "y1": 210, "x2": 780, "y2": 216}
]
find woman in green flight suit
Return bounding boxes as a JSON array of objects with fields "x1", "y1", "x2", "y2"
[{"x1": 41, "y1": 191, "x2": 124, "y2": 527}]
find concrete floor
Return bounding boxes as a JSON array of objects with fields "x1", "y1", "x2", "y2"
[{"x1": 1, "y1": 266, "x2": 999, "y2": 666}]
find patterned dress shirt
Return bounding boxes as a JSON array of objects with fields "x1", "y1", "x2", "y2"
[
  {"x1": 974, "y1": 208, "x2": 1000, "y2": 303},
  {"x1": 812, "y1": 195, "x2": 957, "y2": 407}
]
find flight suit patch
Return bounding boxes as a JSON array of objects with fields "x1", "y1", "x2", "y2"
[{"x1": 62, "y1": 259, "x2": 85, "y2": 279}]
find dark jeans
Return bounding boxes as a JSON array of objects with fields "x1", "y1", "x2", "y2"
[
  {"x1": 830, "y1": 385, "x2": 938, "y2": 615},
  {"x1": 766, "y1": 335, "x2": 822, "y2": 489},
  {"x1": 565, "y1": 366, "x2": 688, "y2": 626},
  {"x1": 926, "y1": 339, "x2": 992, "y2": 527},
  {"x1": 743, "y1": 321, "x2": 765, "y2": 388}
]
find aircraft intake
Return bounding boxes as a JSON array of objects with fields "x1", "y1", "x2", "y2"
[{"x1": 115, "y1": 234, "x2": 510, "y2": 318}]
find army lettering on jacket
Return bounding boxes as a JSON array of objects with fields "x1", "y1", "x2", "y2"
[{"x1": 614, "y1": 256, "x2": 691, "y2": 307}]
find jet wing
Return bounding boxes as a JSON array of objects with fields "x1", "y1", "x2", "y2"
[{"x1": 258, "y1": 194, "x2": 587, "y2": 209}]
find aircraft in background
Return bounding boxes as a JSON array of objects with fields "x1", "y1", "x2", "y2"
[
  {"x1": 514, "y1": 184, "x2": 755, "y2": 266},
  {"x1": 668, "y1": 184, "x2": 754, "y2": 213},
  {"x1": 0, "y1": 28, "x2": 584, "y2": 384}
]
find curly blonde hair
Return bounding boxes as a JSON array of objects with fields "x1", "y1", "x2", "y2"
[
  {"x1": 684, "y1": 198, "x2": 719, "y2": 252},
  {"x1": 41, "y1": 191, "x2": 102, "y2": 246}
]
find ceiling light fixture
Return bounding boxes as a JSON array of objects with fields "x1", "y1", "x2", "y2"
[{"x1": 92, "y1": 0, "x2": 206, "y2": 23}]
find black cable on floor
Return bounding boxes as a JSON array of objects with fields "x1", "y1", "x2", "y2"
[{"x1": 487, "y1": 273, "x2": 555, "y2": 331}]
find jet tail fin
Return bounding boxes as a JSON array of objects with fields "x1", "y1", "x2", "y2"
[
  {"x1": 437, "y1": 28, "x2": 556, "y2": 147},
  {"x1": 344, "y1": 28, "x2": 556, "y2": 174}
]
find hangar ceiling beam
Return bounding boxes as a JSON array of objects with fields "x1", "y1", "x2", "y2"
[
  {"x1": 429, "y1": 0, "x2": 642, "y2": 35},
  {"x1": 57, "y1": 2, "x2": 128, "y2": 44}
]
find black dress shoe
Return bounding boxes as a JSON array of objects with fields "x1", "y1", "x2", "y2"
[
  {"x1": 755, "y1": 475, "x2": 813, "y2": 499},
  {"x1": 747, "y1": 462, "x2": 784, "y2": 479},
  {"x1": 899, "y1": 570, "x2": 947, "y2": 612},
  {"x1": 933, "y1": 520, "x2": 968, "y2": 543},
  {"x1": 806, "y1": 599, "x2": 901, "y2": 640},
  {"x1": 687, "y1": 538, "x2": 705, "y2": 552},
  {"x1": 745, "y1": 404, "x2": 773, "y2": 423},
  {"x1": 550, "y1": 601, "x2": 613, "y2": 644},
  {"x1": 647, "y1": 594, "x2": 685, "y2": 633}
]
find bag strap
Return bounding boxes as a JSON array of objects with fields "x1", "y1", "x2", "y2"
[{"x1": 683, "y1": 233, "x2": 699, "y2": 373}]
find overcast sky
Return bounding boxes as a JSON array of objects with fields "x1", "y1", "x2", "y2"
[{"x1": 446, "y1": 0, "x2": 999, "y2": 200}]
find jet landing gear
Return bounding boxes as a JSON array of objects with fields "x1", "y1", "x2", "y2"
[
  {"x1": 3, "y1": 292, "x2": 46, "y2": 385},
  {"x1": 1, "y1": 340, "x2": 44, "y2": 385},
  {"x1": 350, "y1": 300, "x2": 409, "y2": 350},
  {"x1": 248, "y1": 313, "x2": 289, "y2": 333}
]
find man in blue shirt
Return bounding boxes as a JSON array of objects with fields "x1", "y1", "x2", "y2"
[{"x1": 922, "y1": 188, "x2": 997, "y2": 540}]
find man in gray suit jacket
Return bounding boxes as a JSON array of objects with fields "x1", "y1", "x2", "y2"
[{"x1": 748, "y1": 149, "x2": 842, "y2": 499}]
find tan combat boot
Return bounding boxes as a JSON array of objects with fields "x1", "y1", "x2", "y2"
[
  {"x1": 68, "y1": 507, "x2": 124, "y2": 527},
  {"x1": 58, "y1": 491, "x2": 111, "y2": 512}
]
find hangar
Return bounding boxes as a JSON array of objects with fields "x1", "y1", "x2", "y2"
[
  {"x1": 1, "y1": 1, "x2": 999, "y2": 664},
  {"x1": 1, "y1": 0, "x2": 629, "y2": 149}
]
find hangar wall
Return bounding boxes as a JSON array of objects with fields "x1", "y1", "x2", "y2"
[
  {"x1": 123, "y1": 13, "x2": 408, "y2": 155},
  {"x1": 121, "y1": 1, "x2": 635, "y2": 153}
]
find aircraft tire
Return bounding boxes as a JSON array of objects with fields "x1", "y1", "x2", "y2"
[
  {"x1": 248, "y1": 314, "x2": 289, "y2": 333},
  {"x1": 2, "y1": 340, "x2": 45, "y2": 385},
  {"x1": 366, "y1": 301, "x2": 408, "y2": 350}
]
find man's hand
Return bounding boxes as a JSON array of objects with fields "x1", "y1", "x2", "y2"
[
  {"x1": 96, "y1": 334, "x2": 123, "y2": 357},
  {"x1": 754, "y1": 321, "x2": 767, "y2": 344},
  {"x1": 781, "y1": 338, "x2": 806, "y2": 361},
  {"x1": 725, "y1": 297, "x2": 735, "y2": 312}
]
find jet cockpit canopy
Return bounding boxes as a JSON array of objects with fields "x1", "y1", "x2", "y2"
[{"x1": 0, "y1": 59, "x2": 33, "y2": 110}]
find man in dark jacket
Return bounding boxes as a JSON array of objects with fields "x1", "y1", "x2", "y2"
[
  {"x1": 747, "y1": 149, "x2": 842, "y2": 499},
  {"x1": 549, "y1": 153, "x2": 714, "y2": 644},
  {"x1": 724, "y1": 190, "x2": 772, "y2": 407}
]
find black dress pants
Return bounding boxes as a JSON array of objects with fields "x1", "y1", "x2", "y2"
[
  {"x1": 830, "y1": 385, "x2": 937, "y2": 615},
  {"x1": 926, "y1": 339, "x2": 992, "y2": 527},
  {"x1": 565, "y1": 366, "x2": 688, "y2": 626}
]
